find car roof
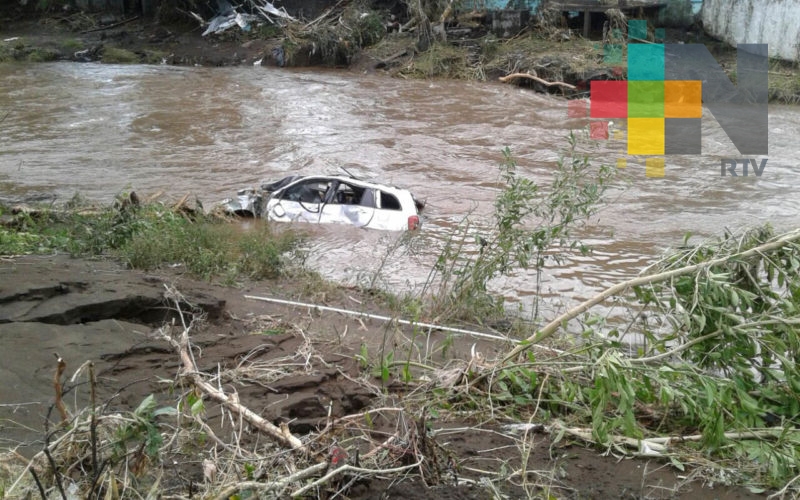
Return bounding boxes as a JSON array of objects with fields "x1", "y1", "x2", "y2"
[{"x1": 281, "y1": 175, "x2": 413, "y2": 196}]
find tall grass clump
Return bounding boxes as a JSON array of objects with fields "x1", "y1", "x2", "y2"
[
  {"x1": 0, "y1": 197, "x2": 301, "y2": 281},
  {"x1": 119, "y1": 212, "x2": 298, "y2": 281}
]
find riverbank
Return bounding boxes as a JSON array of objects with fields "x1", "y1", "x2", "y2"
[
  {"x1": 2, "y1": 8, "x2": 798, "y2": 103},
  {"x1": 2, "y1": 8, "x2": 799, "y2": 498}
]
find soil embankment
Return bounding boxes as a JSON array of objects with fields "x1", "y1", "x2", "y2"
[
  {"x1": 0, "y1": 254, "x2": 766, "y2": 499},
  {"x1": 0, "y1": 254, "x2": 376, "y2": 444},
  {"x1": 3, "y1": 6, "x2": 798, "y2": 102}
]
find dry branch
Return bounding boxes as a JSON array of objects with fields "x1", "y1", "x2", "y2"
[
  {"x1": 290, "y1": 460, "x2": 423, "y2": 497},
  {"x1": 211, "y1": 462, "x2": 328, "y2": 500},
  {"x1": 52, "y1": 353, "x2": 69, "y2": 424},
  {"x1": 162, "y1": 326, "x2": 305, "y2": 451},
  {"x1": 499, "y1": 72, "x2": 577, "y2": 90},
  {"x1": 80, "y1": 16, "x2": 139, "y2": 33}
]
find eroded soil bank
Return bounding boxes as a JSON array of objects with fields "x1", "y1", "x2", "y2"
[
  {"x1": 6, "y1": 6, "x2": 796, "y2": 103},
  {"x1": 0, "y1": 254, "x2": 765, "y2": 499}
]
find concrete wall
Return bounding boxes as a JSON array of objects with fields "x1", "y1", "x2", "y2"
[{"x1": 702, "y1": 0, "x2": 800, "y2": 62}]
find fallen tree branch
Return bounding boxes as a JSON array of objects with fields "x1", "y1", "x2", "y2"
[
  {"x1": 499, "y1": 72, "x2": 577, "y2": 90},
  {"x1": 290, "y1": 460, "x2": 423, "y2": 497},
  {"x1": 211, "y1": 461, "x2": 328, "y2": 500},
  {"x1": 500, "y1": 228, "x2": 800, "y2": 364},
  {"x1": 161, "y1": 325, "x2": 305, "y2": 451}
]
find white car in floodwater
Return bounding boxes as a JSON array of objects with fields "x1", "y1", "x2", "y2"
[{"x1": 220, "y1": 175, "x2": 424, "y2": 231}]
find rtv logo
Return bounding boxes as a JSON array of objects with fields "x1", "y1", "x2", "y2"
[{"x1": 584, "y1": 20, "x2": 768, "y2": 177}]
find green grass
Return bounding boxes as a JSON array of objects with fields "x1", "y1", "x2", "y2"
[
  {"x1": 61, "y1": 38, "x2": 84, "y2": 52},
  {"x1": 101, "y1": 47, "x2": 140, "y2": 64},
  {"x1": 0, "y1": 199, "x2": 302, "y2": 282}
]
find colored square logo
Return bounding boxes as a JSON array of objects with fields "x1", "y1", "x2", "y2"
[
  {"x1": 629, "y1": 20, "x2": 647, "y2": 41},
  {"x1": 590, "y1": 121, "x2": 609, "y2": 139},
  {"x1": 646, "y1": 157, "x2": 665, "y2": 177},
  {"x1": 628, "y1": 44, "x2": 665, "y2": 81},
  {"x1": 604, "y1": 44, "x2": 623, "y2": 64},
  {"x1": 575, "y1": 19, "x2": 769, "y2": 176},
  {"x1": 665, "y1": 80, "x2": 702, "y2": 118},
  {"x1": 628, "y1": 118, "x2": 664, "y2": 155},
  {"x1": 665, "y1": 118, "x2": 701, "y2": 154},
  {"x1": 590, "y1": 81, "x2": 627, "y2": 118},
  {"x1": 568, "y1": 99, "x2": 588, "y2": 118},
  {"x1": 628, "y1": 81, "x2": 664, "y2": 118}
]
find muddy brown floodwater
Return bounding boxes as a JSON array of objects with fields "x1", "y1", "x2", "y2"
[{"x1": 1, "y1": 62, "x2": 799, "y2": 314}]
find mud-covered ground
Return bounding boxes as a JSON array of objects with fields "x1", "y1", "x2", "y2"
[
  {"x1": 0, "y1": 14, "x2": 277, "y2": 66},
  {"x1": 0, "y1": 254, "x2": 766, "y2": 499}
]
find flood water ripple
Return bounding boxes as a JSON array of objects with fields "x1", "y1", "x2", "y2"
[{"x1": 2, "y1": 62, "x2": 799, "y2": 316}]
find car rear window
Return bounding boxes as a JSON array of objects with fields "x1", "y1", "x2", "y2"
[{"x1": 380, "y1": 192, "x2": 401, "y2": 210}]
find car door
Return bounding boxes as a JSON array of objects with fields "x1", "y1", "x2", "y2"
[
  {"x1": 267, "y1": 178, "x2": 332, "y2": 224},
  {"x1": 319, "y1": 181, "x2": 376, "y2": 228}
]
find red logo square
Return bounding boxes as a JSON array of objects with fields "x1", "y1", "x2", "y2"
[
  {"x1": 567, "y1": 99, "x2": 588, "y2": 118},
  {"x1": 590, "y1": 80, "x2": 628, "y2": 118},
  {"x1": 590, "y1": 121, "x2": 609, "y2": 140}
]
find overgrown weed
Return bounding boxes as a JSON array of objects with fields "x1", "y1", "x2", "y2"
[
  {"x1": 0, "y1": 194, "x2": 301, "y2": 282},
  {"x1": 449, "y1": 225, "x2": 800, "y2": 492},
  {"x1": 399, "y1": 42, "x2": 471, "y2": 79},
  {"x1": 353, "y1": 143, "x2": 799, "y2": 493},
  {"x1": 419, "y1": 135, "x2": 614, "y2": 325}
]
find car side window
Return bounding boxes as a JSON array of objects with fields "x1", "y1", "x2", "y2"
[
  {"x1": 379, "y1": 192, "x2": 401, "y2": 211},
  {"x1": 330, "y1": 182, "x2": 366, "y2": 205},
  {"x1": 281, "y1": 181, "x2": 330, "y2": 203},
  {"x1": 359, "y1": 188, "x2": 376, "y2": 208}
]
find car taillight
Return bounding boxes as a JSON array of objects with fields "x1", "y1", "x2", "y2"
[{"x1": 408, "y1": 215, "x2": 420, "y2": 230}]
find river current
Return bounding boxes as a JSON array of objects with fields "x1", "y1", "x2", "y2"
[{"x1": 2, "y1": 62, "x2": 798, "y2": 320}]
